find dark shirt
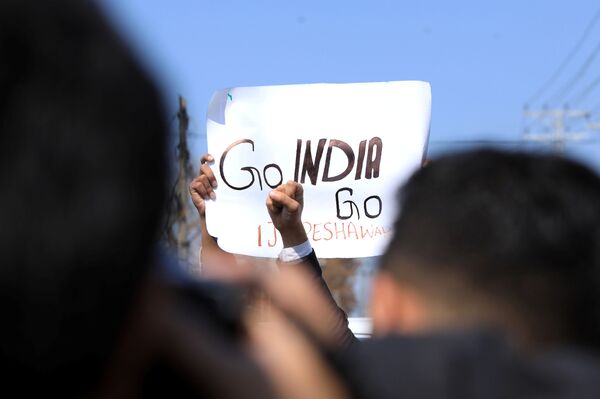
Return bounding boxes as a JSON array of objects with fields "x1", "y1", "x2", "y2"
[
  {"x1": 334, "y1": 331, "x2": 600, "y2": 399},
  {"x1": 289, "y1": 252, "x2": 600, "y2": 398}
]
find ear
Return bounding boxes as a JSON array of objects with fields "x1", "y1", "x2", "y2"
[{"x1": 370, "y1": 271, "x2": 427, "y2": 336}]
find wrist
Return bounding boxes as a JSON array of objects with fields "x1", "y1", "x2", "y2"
[
  {"x1": 195, "y1": 204, "x2": 206, "y2": 219},
  {"x1": 279, "y1": 222, "x2": 308, "y2": 248}
]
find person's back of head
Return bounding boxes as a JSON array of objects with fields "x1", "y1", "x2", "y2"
[
  {"x1": 0, "y1": 0, "x2": 167, "y2": 395},
  {"x1": 376, "y1": 149, "x2": 600, "y2": 351}
]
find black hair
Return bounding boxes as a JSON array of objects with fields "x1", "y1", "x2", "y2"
[
  {"x1": 382, "y1": 148, "x2": 600, "y2": 350},
  {"x1": 0, "y1": 0, "x2": 167, "y2": 395}
]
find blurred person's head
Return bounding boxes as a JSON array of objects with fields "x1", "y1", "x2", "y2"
[
  {"x1": 374, "y1": 149, "x2": 600, "y2": 351},
  {"x1": 0, "y1": 0, "x2": 167, "y2": 395}
]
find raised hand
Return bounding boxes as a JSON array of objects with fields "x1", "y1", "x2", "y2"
[
  {"x1": 189, "y1": 154, "x2": 218, "y2": 217},
  {"x1": 266, "y1": 181, "x2": 308, "y2": 247}
]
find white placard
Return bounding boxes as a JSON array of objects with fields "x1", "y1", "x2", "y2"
[{"x1": 205, "y1": 81, "x2": 431, "y2": 258}]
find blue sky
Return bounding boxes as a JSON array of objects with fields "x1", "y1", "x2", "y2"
[{"x1": 99, "y1": 0, "x2": 600, "y2": 169}]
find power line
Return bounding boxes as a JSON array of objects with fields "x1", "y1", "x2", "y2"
[
  {"x1": 549, "y1": 39, "x2": 600, "y2": 105},
  {"x1": 526, "y1": 8, "x2": 600, "y2": 105},
  {"x1": 571, "y1": 72, "x2": 600, "y2": 105}
]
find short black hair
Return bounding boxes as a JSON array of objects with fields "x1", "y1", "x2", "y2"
[
  {"x1": 382, "y1": 149, "x2": 600, "y2": 350},
  {"x1": 0, "y1": 0, "x2": 167, "y2": 395}
]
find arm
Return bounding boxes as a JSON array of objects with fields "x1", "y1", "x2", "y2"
[
  {"x1": 189, "y1": 154, "x2": 236, "y2": 268},
  {"x1": 286, "y1": 249, "x2": 357, "y2": 349},
  {"x1": 266, "y1": 181, "x2": 357, "y2": 348}
]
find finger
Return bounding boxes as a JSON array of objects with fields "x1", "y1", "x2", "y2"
[
  {"x1": 199, "y1": 175, "x2": 216, "y2": 200},
  {"x1": 189, "y1": 181, "x2": 206, "y2": 214},
  {"x1": 189, "y1": 189, "x2": 205, "y2": 209},
  {"x1": 282, "y1": 181, "x2": 297, "y2": 197},
  {"x1": 292, "y1": 181, "x2": 304, "y2": 206},
  {"x1": 199, "y1": 153, "x2": 214, "y2": 170},
  {"x1": 266, "y1": 190, "x2": 282, "y2": 214},
  {"x1": 274, "y1": 181, "x2": 303, "y2": 209},
  {"x1": 190, "y1": 178, "x2": 206, "y2": 197},
  {"x1": 274, "y1": 184, "x2": 287, "y2": 193},
  {"x1": 277, "y1": 181, "x2": 302, "y2": 201},
  {"x1": 191, "y1": 177, "x2": 209, "y2": 199},
  {"x1": 200, "y1": 163, "x2": 218, "y2": 189},
  {"x1": 269, "y1": 190, "x2": 300, "y2": 213}
]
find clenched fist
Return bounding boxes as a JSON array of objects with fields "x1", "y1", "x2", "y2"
[{"x1": 266, "y1": 181, "x2": 308, "y2": 247}]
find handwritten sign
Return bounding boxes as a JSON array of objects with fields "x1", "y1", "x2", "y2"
[{"x1": 205, "y1": 81, "x2": 431, "y2": 258}]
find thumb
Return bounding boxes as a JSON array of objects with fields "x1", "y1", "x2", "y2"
[
  {"x1": 269, "y1": 190, "x2": 300, "y2": 213},
  {"x1": 293, "y1": 182, "x2": 304, "y2": 208},
  {"x1": 266, "y1": 190, "x2": 282, "y2": 214}
]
